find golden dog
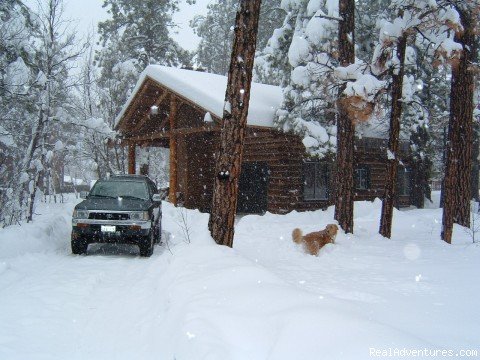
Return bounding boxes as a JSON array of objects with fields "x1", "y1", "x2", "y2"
[{"x1": 292, "y1": 224, "x2": 338, "y2": 256}]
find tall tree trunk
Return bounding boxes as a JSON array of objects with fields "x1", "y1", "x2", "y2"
[
  {"x1": 208, "y1": 0, "x2": 262, "y2": 247},
  {"x1": 379, "y1": 33, "x2": 407, "y2": 238},
  {"x1": 441, "y1": 8, "x2": 475, "y2": 243},
  {"x1": 410, "y1": 126, "x2": 432, "y2": 209},
  {"x1": 471, "y1": 123, "x2": 479, "y2": 202},
  {"x1": 334, "y1": 0, "x2": 355, "y2": 234}
]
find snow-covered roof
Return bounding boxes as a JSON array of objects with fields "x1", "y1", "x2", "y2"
[{"x1": 115, "y1": 65, "x2": 284, "y2": 129}]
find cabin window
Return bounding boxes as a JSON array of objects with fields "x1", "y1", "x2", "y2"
[
  {"x1": 397, "y1": 167, "x2": 412, "y2": 196},
  {"x1": 355, "y1": 166, "x2": 370, "y2": 190},
  {"x1": 303, "y1": 162, "x2": 330, "y2": 200}
]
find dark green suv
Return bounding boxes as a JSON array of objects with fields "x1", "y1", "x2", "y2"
[{"x1": 71, "y1": 175, "x2": 162, "y2": 257}]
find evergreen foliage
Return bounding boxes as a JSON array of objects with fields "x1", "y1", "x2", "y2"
[{"x1": 191, "y1": 0, "x2": 283, "y2": 75}]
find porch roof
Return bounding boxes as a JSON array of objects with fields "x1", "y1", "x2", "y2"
[{"x1": 114, "y1": 65, "x2": 283, "y2": 130}]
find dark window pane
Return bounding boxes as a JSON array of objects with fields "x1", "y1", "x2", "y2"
[
  {"x1": 304, "y1": 162, "x2": 329, "y2": 200},
  {"x1": 304, "y1": 163, "x2": 316, "y2": 200},
  {"x1": 355, "y1": 166, "x2": 370, "y2": 190},
  {"x1": 315, "y1": 164, "x2": 328, "y2": 199},
  {"x1": 397, "y1": 167, "x2": 411, "y2": 196}
]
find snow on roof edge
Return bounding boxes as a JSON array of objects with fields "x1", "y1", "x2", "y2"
[{"x1": 115, "y1": 65, "x2": 284, "y2": 130}]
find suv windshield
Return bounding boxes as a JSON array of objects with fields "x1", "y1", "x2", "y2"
[{"x1": 89, "y1": 180, "x2": 149, "y2": 200}]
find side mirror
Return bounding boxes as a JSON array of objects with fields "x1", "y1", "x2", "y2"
[
  {"x1": 152, "y1": 194, "x2": 162, "y2": 202},
  {"x1": 80, "y1": 191, "x2": 88, "y2": 199}
]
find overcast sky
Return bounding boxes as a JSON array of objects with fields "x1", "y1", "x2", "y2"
[{"x1": 30, "y1": 0, "x2": 212, "y2": 52}]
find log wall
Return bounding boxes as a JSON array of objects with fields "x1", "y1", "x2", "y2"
[
  {"x1": 176, "y1": 128, "x2": 413, "y2": 214},
  {"x1": 116, "y1": 77, "x2": 414, "y2": 213}
]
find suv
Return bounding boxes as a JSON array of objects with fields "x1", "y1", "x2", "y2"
[{"x1": 71, "y1": 175, "x2": 162, "y2": 257}]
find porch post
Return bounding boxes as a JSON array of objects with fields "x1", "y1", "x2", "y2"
[
  {"x1": 169, "y1": 96, "x2": 178, "y2": 205},
  {"x1": 128, "y1": 143, "x2": 136, "y2": 174}
]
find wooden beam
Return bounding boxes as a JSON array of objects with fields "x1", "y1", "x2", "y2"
[
  {"x1": 131, "y1": 91, "x2": 169, "y2": 134},
  {"x1": 124, "y1": 124, "x2": 220, "y2": 144},
  {"x1": 169, "y1": 96, "x2": 178, "y2": 206},
  {"x1": 117, "y1": 81, "x2": 150, "y2": 131},
  {"x1": 128, "y1": 143, "x2": 136, "y2": 174},
  {"x1": 125, "y1": 131, "x2": 169, "y2": 143},
  {"x1": 171, "y1": 125, "x2": 219, "y2": 135}
]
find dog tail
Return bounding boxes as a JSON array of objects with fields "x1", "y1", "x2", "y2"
[{"x1": 292, "y1": 228, "x2": 303, "y2": 244}]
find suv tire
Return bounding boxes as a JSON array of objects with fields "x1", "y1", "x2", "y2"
[
  {"x1": 139, "y1": 232, "x2": 154, "y2": 257},
  {"x1": 154, "y1": 223, "x2": 162, "y2": 245},
  {"x1": 72, "y1": 240, "x2": 88, "y2": 255}
]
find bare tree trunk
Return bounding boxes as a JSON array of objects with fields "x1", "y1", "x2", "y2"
[
  {"x1": 441, "y1": 8, "x2": 475, "y2": 243},
  {"x1": 208, "y1": 0, "x2": 262, "y2": 247},
  {"x1": 334, "y1": 0, "x2": 355, "y2": 234},
  {"x1": 379, "y1": 33, "x2": 407, "y2": 238}
]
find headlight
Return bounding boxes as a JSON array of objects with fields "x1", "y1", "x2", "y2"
[
  {"x1": 73, "y1": 209, "x2": 89, "y2": 219},
  {"x1": 129, "y1": 211, "x2": 149, "y2": 221}
]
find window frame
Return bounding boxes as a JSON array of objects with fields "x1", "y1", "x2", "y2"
[
  {"x1": 303, "y1": 161, "x2": 330, "y2": 201},
  {"x1": 354, "y1": 165, "x2": 371, "y2": 190},
  {"x1": 397, "y1": 166, "x2": 412, "y2": 196}
]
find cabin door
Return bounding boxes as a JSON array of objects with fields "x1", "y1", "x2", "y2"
[{"x1": 237, "y1": 162, "x2": 269, "y2": 214}]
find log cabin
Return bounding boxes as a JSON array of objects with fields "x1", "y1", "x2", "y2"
[{"x1": 114, "y1": 65, "x2": 414, "y2": 214}]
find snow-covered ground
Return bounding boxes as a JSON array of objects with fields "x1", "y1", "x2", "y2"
[{"x1": 0, "y1": 194, "x2": 479, "y2": 359}]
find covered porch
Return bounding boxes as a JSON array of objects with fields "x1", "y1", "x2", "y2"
[
  {"x1": 116, "y1": 77, "x2": 221, "y2": 209},
  {"x1": 114, "y1": 65, "x2": 285, "y2": 213}
]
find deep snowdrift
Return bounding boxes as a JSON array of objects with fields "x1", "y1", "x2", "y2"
[{"x1": 0, "y1": 194, "x2": 478, "y2": 359}]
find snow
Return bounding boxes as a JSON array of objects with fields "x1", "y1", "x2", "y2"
[
  {"x1": 54, "y1": 140, "x2": 64, "y2": 151},
  {"x1": 343, "y1": 74, "x2": 386, "y2": 102},
  {"x1": 203, "y1": 112, "x2": 213, "y2": 123},
  {"x1": 305, "y1": 15, "x2": 334, "y2": 45},
  {"x1": 302, "y1": 135, "x2": 319, "y2": 149},
  {"x1": 265, "y1": 27, "x2": 289, "y2": 54},
  {"x1": 306, "y1": 0, "x2": 322, "y2": 16},
  {"x1": 63, "y1": 176, "x2": 84, "y2": 185},
  {"x1": 387, "y1": 149, "x2": 395, "y2": 160},
  {"x1": 290, "y1": 65, "x2": 310, "y2": 87},
  {"x1": 438, "y1": 36, "x2": 463, "y2": 58},
  {"x1": 84, "y1": 117, "x2": 113, "y2": 134},
  {"x1": 5, "y1": 57, "x2": 30, "y2": 90},
  {"x1": 0, "y1": 194, "x2": 479, "y2": 359},
  {"x1": 288, "y1": 36, "x2": 311, "y2": 68},
  {"x1": 115, "y1": 66, "x2": 283, "y2": 129},
  {"x1": 0, "y1": 126, "x2": 14, "y2": 147}
]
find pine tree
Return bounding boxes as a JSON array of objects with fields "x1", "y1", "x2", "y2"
[
  {"x1": 209, "y1": 0, "x2": 262, "y2": 247},
  {"x1": 96, "y1": 0, "x2": 193, "y2": 129},
  {"x1": 441, "y1": 1, "x2": 480, "y2": 243},
  {"x1": 254, "y1": 1, "x2": 298, "y2": 86},
  {"x1": 191, "y1": 0, "x2": 237, "y2": 75},
  {"x1": 98, "y1": 0, "x2": 191, "y2": 68},
  {"x1": 0, "y1": 0, "x2": 38, "y2": 225},
  {"x1": 191, "y1": 0, "x2": 282, "y2": 75},
  {"x1": 378, "y1": 9, "x2": 408, "y2": 239},
  {"x1": 271, "y1": 0, "x2": 339, "y2": 158},
  {"x1": 334, "y1": 0, "x2": 356, "y2": 234}
]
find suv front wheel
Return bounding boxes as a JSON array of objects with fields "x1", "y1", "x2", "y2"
[
  {"x1": 72, "y1": 239, "x2": 88, "y2": 255},
  {"x1": 154, "y1": 222, "x2": 162, "y2": 245},
  {"x1": 139, "y1": 231, "x2": 154, "y2": 257}
]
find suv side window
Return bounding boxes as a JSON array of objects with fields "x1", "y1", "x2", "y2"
[{"x1": 147, "y1": 180, "x2": 157, "y2": 197}]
